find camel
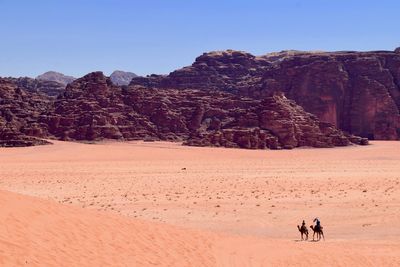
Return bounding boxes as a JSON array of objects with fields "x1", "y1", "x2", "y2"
[
  {"x1": 310, "y1": 225, "x2": 325, "y2": 241},
  {"x1": 297, "y1": 225, "x2": 309, "y2": 240}
]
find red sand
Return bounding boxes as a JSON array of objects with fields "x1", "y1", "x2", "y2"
[{"x1": 1, "y1": 141, "x2": 399, "y2": 266}]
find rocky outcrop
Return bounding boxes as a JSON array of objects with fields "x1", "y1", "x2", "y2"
[
  {"x1": 0, "y1": 124, "x2": 51, "y2": 147},
  {"x1": 131, "y1": 50, "x2": 271, "y2": 93},
  {"x1": 0, "y1": 71, "x2": 366, "y2": 148},
  {"x1": 110, "y1": 70, "x2": 138, "y2": 86},
  {"x1": 8, "y1": 77, "x2": 65, "y2": 97},
  {"x1": 131, "y1": 49, "x2": 400, "y2": 140},
  {"x1": 0, "y1": 78, "x2": 52, "y2": 146},
  {"x1": 46, "y1": 72, "x2": 153, "y2": 141},
  {"x1": 257, "y1": 51, "x2": 400, "y2": 140},
  {"x1": 43, "y1": 72, "x2": 363, "y2": 149},
  {"x1": 184, "y1": 92, "x2": 364, "y2": 149},
  {"x1": 36, "y1": 71, "x2": 76, "y2": 86},
  {"x1": 1, "y1": 66, "x2": 372, "y2": 149}
]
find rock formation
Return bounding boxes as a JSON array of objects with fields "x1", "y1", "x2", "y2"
[
  {"x1": 0, "y1": 78, "x2": 52, "y2": 146},
  {"x1": 131, "y1": 49, "x2": 400, "y2": 140},
  {"x1": 8, "y1": 77, "x2": 65, "y2": 97},
  {"x1": 110, "y1": 70, "x2": 138, "y2": 86},
  {"x1": 7, "y1": 46, "x2": 399, "y2": 148},
  {"x1": 36, "y1": 71, "x2": 76, "y2": 86},
  {"x1": 0, "y1": 70, "x2": 369, "y2": 148},
  {"x1": 43, "y1": 72, "x2": 363, "y2": 149}
]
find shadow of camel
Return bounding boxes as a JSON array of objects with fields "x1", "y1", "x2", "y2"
[{"x1": 292, "y1": 239, "x2": 323, "y2": 243}]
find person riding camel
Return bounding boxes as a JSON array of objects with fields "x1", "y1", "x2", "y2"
[
  {"x1": 301, "y1": 220, "x2": 306, "y2": 230},
  {"x1": 297, "y1": 220, "x2": 309, "y2": 240},
  {"x1": 313, "y1": 217, "x2": 322, "y2": 231}
]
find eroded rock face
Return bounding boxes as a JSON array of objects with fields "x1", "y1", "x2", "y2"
[
  {"x1": 0, "y1": 78, "x2": 52, "y2": 146},
  {"x1": 46, "y1": 72, "x2": 155, "y2": 141},
  {"x1": 9, "y1": 77, "x2": 66, "y2": 97},
  {"x1": 131, "y1": 50, "x2": 271, "y2": 93},
  {"x1": 257, "y1": 52, "x2": 400, "y2": 140},
  {"x1": 0, "y1": 124, "x2": 51, "y2": 147},
  {"x1": 184, "y1": 92, "x2": 361, "y2": 149},
  {"x1": 43, "y1": 72, "x2": 362, "y2": 149},
  {"x1": 0, "y1": 70, "x2": 368, "y2": 148},
  {"x1": 132, "y1": 49, "x2": 400, "y2": 140}
]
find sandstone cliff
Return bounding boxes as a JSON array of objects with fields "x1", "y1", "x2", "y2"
[
  {"x1": 8, "y1": 77, "x2": 66, "y2": 97},
  {"x1": 131, "y1": 49, "x2": 400, "y2": 140},
  {"x1": 5, "y1": 46, "x2": 396, "y2": 148},
  {"x1": 43, "y1": 72, "x2": 363, "y2": 149},
  {"x1": 0, "y1": 78, "x2": 52, "y2": 146}
]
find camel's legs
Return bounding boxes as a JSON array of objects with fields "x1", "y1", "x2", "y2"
[{"x1": 314, "y1": 231, "x2": 320, "y2": 241}]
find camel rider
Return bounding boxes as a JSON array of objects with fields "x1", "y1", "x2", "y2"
[
  {"x1": 301, "y1": 220, "x2": 306, "y2": 231},
  {"x1": 313, "y1": 218, "x2": 321, "y2": 231}
]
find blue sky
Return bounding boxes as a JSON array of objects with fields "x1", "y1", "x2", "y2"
[{"x1": 0, "y1": 0, "x2": 399, "y2": 78}]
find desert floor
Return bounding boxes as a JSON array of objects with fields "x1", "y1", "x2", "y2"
[{"x1": 0, "y1": 140, "x2": 399, "y2": 266}]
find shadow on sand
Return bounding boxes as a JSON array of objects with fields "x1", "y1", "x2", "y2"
[{"x1": 293, "y1": 239, "x2": 322, "y2": 243}]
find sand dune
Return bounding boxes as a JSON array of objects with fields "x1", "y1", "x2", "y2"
[
  {"x1": 1, "y1": 141, "x2": 400, "y2": 266},
  {"x1": 0, "y1": 189, "x2": 218, "y2": 266},
  {"x1": 1, "y1": 190, "x2": 399, "y2": 267}
]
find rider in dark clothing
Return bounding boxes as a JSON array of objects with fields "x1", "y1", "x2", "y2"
[
  {"x1": 313, "y1": 218, "x2": 321, "y2": 231},
  {"x1": 300, "y1": 220, "x2": 306, "y2": 231}
]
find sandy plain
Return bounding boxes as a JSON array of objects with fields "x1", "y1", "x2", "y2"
[{"x1": 0, "y1": 140, "x2": 399, "y2": 266}]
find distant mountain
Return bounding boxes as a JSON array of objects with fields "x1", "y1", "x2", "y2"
[
  {"x1": 36, "y1": 71, "x2": 76, "y2": 86},
  {"x1": 110, "y1": 70, "x2": 138, "y2": 86}
]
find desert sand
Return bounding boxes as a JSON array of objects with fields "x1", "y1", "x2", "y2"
[{"x1": 0, "y1": 140, "x2": 399, "y2": 266}]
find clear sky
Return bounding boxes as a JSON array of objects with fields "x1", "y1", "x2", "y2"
[{"x1": 1, "y1": 0, "x2": 399, "y2": 78}]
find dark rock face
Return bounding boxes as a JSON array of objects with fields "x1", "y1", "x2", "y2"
[
  {"x1": 132, "y1": 50, "x2": 400, "y2": 140},
  {"x1": 36, "y1": 71, "x2": 76, "y2": 86},
  {"x1": 184, "y1": 92, "x2": 360, "y2": 149},
  {"x1": 131, "y1": 50, "x2": 271, "y2": 93},
  {"x1": 46, "y1": 72, "x2": 151, "y2": 141},
  {"x1": 257, "y1": 52, "x2": 400, "y2": 140},
  {"x1": 43, "y1": 72, "x2": 361, "y2": 149},
  {"x1": 9, "y1": 77, "x2": 66, "y2": 97},
  {"x1": 110, "y1": 70, "x2": 138, "y2": 86},
  {"x1": 0, "y1": 72, "x2": 366, "y2": 148},
  {"x1": 0, "y1": 125, "x2": 51, "y2": 147},
  {"x1": 0, "y1": 78, "x2": 52, "y2": 146},
  {"x1": 2, "y1": 63, "x2": 377, "y2": 148}
]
